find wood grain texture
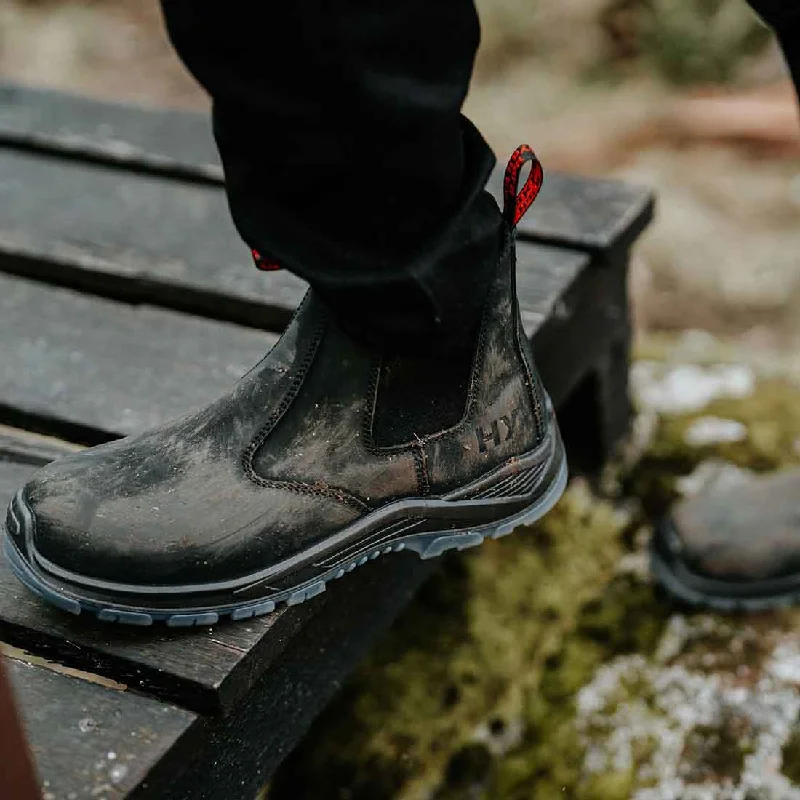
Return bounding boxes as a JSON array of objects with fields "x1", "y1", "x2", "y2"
[
  {"x1": 0, "y1": 149, "x2": 589, "y2": 336},
  {"x1": 0, "y1": 148, "x2": 307, "y2": 331},
  {"x1": 0, "y1": 82, "x2": 654, "y2": 254},
  {"x1": 6, "y1": 651, "x2": 197, "y2": 799},
  {"x1": 0, "y1": 83, "x2": 220, "y2": 181},
  {"x1": 0, "y1": 274, "x2": 278, "y2": 442}
]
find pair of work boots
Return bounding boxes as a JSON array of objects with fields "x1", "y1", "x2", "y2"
[{"x1": 5, "y1": 144, "x2": 795, "y2": 627}]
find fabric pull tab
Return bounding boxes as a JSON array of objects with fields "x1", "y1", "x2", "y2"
[
  {"x1": 251, "y1": 248, "x2": 281, "y2": 271},
  {"x1": 502, "y1": 144, "x2": 544, "y2": 227}
]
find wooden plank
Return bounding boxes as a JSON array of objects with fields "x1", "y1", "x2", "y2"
[
  {"x1": 158, "y1": 550, "x2": 431, "y2": 800},
  {"x1": 0, "y1": 148, "x2": 307, "y2": 332},
  {"x1": 0, "y1": 274, "x2": 277, "y2": 442},
  {"x1": 0, "y1": 247, "x2": 586, "y2": 443},
  {"x1": 0, "y1": 82, "x2": 220, "y2": 182},
  {"x1": 2, "y1": 530, "x2": 430, "y2": 800},
  {"x1": 0, "y1": 82, "x2": 654, "y2": 255},
  {"x1": 0, "y1": 148, "x2": 590, "y2": 334},
  {"x1": 5, "y1": 648, "x2": 197, "y2": 798}
]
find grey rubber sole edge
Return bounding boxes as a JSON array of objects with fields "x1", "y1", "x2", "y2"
[
  {"x1": 4, "y1": 456, "x2": 568, "y2": 628},
  {"x1": 650, "y1": 527, "x2": 800, "y2": 613}
]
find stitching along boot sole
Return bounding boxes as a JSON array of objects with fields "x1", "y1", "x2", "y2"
[{"x1": 4, "y1": 432, "x2": 568, "y2": 627}]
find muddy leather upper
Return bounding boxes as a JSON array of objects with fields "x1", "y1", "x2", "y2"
[{"x1": 19, "y1": 231, "x2": 548, "y2": 586}]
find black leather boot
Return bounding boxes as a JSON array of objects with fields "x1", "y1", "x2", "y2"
[{"x1": 4, "y1": 147, "x2": 567, "y2": 626}]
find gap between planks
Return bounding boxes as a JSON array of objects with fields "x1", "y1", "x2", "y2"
[{"x1": 2, "y1": 642, "x2": 128, "y2": 692}]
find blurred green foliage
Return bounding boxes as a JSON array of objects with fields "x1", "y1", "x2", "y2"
[
  {"x1": 637, "y1": 0, "x2": 773, "y2": 84},
  {"x1": 474, "y1": 0, "x2": 773, "y2": 86}
]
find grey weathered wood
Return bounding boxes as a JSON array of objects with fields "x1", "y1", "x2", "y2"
[
  {"x1": 5, "y1": 547, "x2": 429, "y2": 800},
  {"x1": 0, "y1": 82, "x2": 220, "y2": 182},
  {"x1": 159, "y1": 550, "x2": 431, "y2": 800},
  {"x1": 0, "y1": 246, "x2": 586, "y2": 443},
  {"x1": 0, "y1": 149, "x2": 589, "y2": 335},
  {"x1": 0, "y1": 148, "x2": 307, "y2": 331},
  {"x1": 6, "y1": 650, "x2": 197, "y2": 798},
  {"x1": 0, "y1": 274, "x2": 277, "y2": 442},
  {"x1": 0, "y1": 82, "x2": 654, "y2": 255}
]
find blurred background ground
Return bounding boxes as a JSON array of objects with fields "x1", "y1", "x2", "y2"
[{"x1": 3, "y1": 1, "x2": 800, "y2": 798}]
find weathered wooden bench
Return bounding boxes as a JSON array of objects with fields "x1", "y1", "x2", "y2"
[{"x1": 0, "y1": 83, "x2": 653, "y2": 799}]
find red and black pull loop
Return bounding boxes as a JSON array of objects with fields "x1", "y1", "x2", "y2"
[
  {"x1": 252, "y1": 145, "x2": 542, "y2": 269},
  {"x1": 503, "y1": 144, "x2": 544, "y2": 228},
  {"x1": 251, "y1": 248, "x2": 281, "y2": 272}
]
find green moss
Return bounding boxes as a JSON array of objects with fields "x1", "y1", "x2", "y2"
[
  {"x1": 268, "y1": 484, "x2": 634, "y2": 800},
  {"x1": 599, "y1": 0, "x2": 772, "y2": 86},
  {"x1": 626, "y1": 379, "x2": 800, "y2": 518},
  {"x1": 579, "y1": 771, "x2": 636, "y2": 800},
  {"x1": 782, "y1": 728, "x2": 800, "y2": 785},
  {"x1": 488, "y1": 576, "x2": 670, "y2": 798}
]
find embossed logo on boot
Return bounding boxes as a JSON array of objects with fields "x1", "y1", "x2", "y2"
[{"x1": 476, "y1": 416, "x2": 513, "y2": 452}]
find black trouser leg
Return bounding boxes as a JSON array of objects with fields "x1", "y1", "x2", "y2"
[{"x1": 160, "y1": 1, "x2": 502, "y2": 351}]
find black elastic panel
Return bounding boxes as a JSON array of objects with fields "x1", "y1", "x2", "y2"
[{"x1": 371, "y1": 334, "x2": 477, "y2": 447}]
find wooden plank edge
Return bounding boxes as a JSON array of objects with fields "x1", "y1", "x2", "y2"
[
  {"x1": 0, "y1": 129, "x2": 224, "y2": 187},
  {"x1": 0, "y1": 425, "x2": 83, "y2": 466},
  {"x1": 517, "y1": 189, "x2": 656, "y2": 258},
  {"x1": 0, "y1": 248, "x2": 296, "y2": 336}
]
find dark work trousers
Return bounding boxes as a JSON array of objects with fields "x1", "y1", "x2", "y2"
[
  {"x1": 160, "y1": 1, "x2": 502, "y2": 353},
  {"x1": 161, "y1": 2, "x2": 797, "y2": 353}
]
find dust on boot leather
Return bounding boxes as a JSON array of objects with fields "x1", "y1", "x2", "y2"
[{"x1": 4, "y1": 147, "x2": 567, "y2": 626}]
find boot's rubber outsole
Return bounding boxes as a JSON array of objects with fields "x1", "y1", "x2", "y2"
[
  {"x1": 4, "y1": 454, "x2": 568, "y2": 627},
  {"x1": 650, "y1": 518, "x2": 800, "y2": 612}
]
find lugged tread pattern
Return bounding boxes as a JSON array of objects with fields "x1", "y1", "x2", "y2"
[{"x1": 4, "y1": 458, "x2": 567, "y2": 627}]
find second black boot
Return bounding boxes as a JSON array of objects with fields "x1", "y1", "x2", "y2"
[{"x1": 4, "y1": 149, "x2": 567, "y2": 626}]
